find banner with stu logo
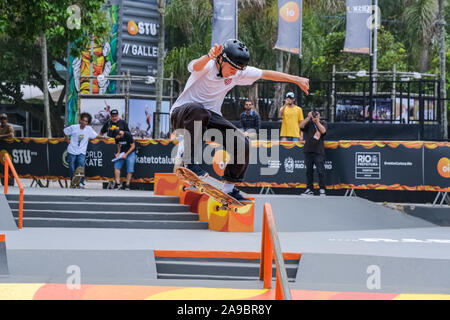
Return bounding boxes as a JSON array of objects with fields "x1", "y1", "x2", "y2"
[
  {"x1": 0, "y1": 138, "x2": 48, "y2": 178},
  {"x1": 0, "y1": 139, "x2": 448, "y2": 192}
]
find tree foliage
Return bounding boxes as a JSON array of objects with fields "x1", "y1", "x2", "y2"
[{"x1": 0, "y1": 0, "x2": 110, "y2": 136}]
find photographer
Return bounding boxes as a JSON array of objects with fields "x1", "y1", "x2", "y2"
[
  {"x1": 99, "y1": 109, "x2": 129, "y2": 138},
  {"x1": 299, "y1": 110, "x2": 327, "y2": 196}
]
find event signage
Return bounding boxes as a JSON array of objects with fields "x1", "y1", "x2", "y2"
[
  {"x1": 211, "y1": 0, "x2": 238, "y2": 47},
  {"x1": 274, "y1": 0, "x2": 303, "y2": 55},
  {"x1": 343, "y1": 0, "x2": 372, "y2": 54},
  {"x1": 0, "y1": 139, "x2": 448, "y2": 192},
  {"x1": 118, "y1": 0, "x2": 160, "y2": 95}
]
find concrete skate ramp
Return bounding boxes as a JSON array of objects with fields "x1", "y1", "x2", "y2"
[
  {"x1": 6, "y1": 249, "x2": 157, "y2": 284},
  {"x1": 253, "y1": 196, "x2": 435, "y2": 232},
  {"x1": 295, "y1": 253, "x2": 450, "y2": 294},
  {"x1": 0, "y1": 235, "x2": 8, "y2": 276},
  {"x1": 0, "y1": 194, "x2": 17, "y2": 231}
]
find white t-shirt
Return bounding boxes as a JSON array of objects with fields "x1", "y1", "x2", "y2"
[
  {"x1": 63, "y1": 124, "x2": 98, "y2": 155},
  {"x1": 171, "y1": 59, "x2": 262, "y2": 115}
]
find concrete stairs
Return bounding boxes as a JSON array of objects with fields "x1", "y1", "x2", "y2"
[{"x1": 5, "y1": 194, "x2": 208, "y2": 230}]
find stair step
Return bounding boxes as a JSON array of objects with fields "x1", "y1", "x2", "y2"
[
  {"x1": 11, "y1": 209, "x2": 198, "y2": 221},
  {"x1": 5, "y1": 194, "x2": 180, "y2": 204},
  {"x1": 14, "y1": 217, "x2": 208, "y2": 229},
  {"x1": 157, "y1": 273, "x2": 261, "y2": 281},
  {"x1": 155, "y1": 260, "x2": 298, "y2": 278},
  {"x1": 8, "y1": 201, "x2": 190, "y2": 212}
]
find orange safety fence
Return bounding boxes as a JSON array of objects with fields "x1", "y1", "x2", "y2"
[
  {"x1": 3, "y1": 153, "x2": 23, "y2": 229},
  {"x1": 259, "y1": 203, "x2": 292, "y2": 300}
]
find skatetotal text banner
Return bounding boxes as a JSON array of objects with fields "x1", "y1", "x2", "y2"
[{"x1": 0, "y1": 139, "x2": 448, "y2": 192}]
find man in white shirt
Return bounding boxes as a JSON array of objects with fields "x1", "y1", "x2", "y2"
[
  {"x1": 170, "y1": 39, "x2": 309, "y2": 202},
  {"x1": 63, "y1": 113, "x2": 99, "y2": 188}
]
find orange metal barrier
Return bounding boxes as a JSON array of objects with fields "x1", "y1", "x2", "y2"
[
  {"x1": 259, "y1": 203, "x2": 292, "y2": 300},
  {"x1": 3, "y1": 153, "x2": 23, "y2": 229}
]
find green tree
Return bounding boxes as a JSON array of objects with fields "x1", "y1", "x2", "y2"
[
  {"x1": 403, "y1": 0, "x2": 439, "y2": 72},
  {"x1": 0, "y1": 0, "x2": 109, "y2": 137},
  {"x1": 164, "y1": 0, "x2": 212, "y2": 86},
  {"x1": 311, "y1": 28, "x2": 408, "y2": 76}
]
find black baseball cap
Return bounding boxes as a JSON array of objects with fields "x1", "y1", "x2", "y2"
[
  {"x1": 111, "y1": 109, "x2": 119, "y2": 115},
  {"x1": 286, "y1": 92, "x2": 295, "y2": 99}
]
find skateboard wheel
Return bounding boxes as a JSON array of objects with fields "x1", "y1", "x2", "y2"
[{"x1": 199, "y1": 187, "x2": 205, "y2": 193}]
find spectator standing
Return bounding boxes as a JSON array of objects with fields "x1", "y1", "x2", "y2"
[
  {"x1": 279, "y1": 92, "x2": 304, "y2": 142},
  {"x1": 0, "y1": 114, "x2": 15, "y2": 139},
  {"x1": 240, "y1": 100, "x2": 261, "y2": 140},
  {"x1": 112, "y1": 129, "x2": 136, "y2": 190},
  {"x1": 99, "y1": 109, "x2": 130, "y2": 138},
  {"x1": 63, "y1": 113, "x2": 98, "y2": 189},
  {"x1": 299, "y1": 110, "x2": 327, "y2": 196}
]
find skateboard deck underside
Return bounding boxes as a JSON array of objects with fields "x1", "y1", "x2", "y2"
[{"x1": 175, "y1": 167, "x2": 244, "y2": 208}]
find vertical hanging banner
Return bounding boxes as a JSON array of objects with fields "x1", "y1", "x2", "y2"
[
  {"x1": 119, "y1": 0, "x2": 160, "y2": 95},
  {"x1": 274, "y1": 0, "x2": 302, "y2": 55},
  {"x1": 343, "y1": 0, "x2": 372, "y2": 54},
  {"x1": 211, "y1": 0, "x2": 237, "y2": 46}
]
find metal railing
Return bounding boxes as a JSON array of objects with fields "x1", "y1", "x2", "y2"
[
  {"x1": 259, "y1": 203, "x2": 292, "y2": 300},
  {"x1": 3, "y1": 153, "x2": 23, "y2": 229}
]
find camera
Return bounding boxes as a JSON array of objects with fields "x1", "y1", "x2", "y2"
[{"x1": 312, "y1": 109, "x2": 319, "y2": 118}]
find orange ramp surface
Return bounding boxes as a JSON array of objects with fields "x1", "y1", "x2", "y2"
[{"x1": 0, "y1": 284, "x2": 449, "y2": 300}]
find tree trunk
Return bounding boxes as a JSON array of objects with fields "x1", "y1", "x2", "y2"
[
  {"x1": 249, "y1": 84, "x2": 259, "y2": 112},
  {"x1": 438, "y1": 0, "x2": 447, "y2": 140},
  {"x1": 269, "y1": 51, "x2": 284, "y2": 120},
  {"x1": 40, "y1": 31, "x2": 52, "y2": 138},
  {"x1": 269, "y1": 51, "x2": 291, "y2": 120},
  {"x1": 419, "y1": 41, "x2": 430, "y2": 74},
  {"x1": 155, "y1": 0, "x2": 166, "y2": 139}
]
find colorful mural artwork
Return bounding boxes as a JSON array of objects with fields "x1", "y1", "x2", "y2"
[{"x1": 67, "y1": 4, "x2": 118, "y2": 125}]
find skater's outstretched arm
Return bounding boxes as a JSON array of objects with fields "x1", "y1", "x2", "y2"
[{"x1": 261, "y1": 70, "x2": 309, "y2": 95}]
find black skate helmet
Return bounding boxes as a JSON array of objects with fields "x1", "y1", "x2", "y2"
[
  {"x1": 221, "y1": 39, "x2": 250, "y2": 70},
  {"x1": 216, "y1": 39, "x2": 250, "y2": 77}
]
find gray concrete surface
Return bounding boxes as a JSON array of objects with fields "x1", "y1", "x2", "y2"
[{"x1": 1, "y1": 186, "x2": 449, "y2": 293}]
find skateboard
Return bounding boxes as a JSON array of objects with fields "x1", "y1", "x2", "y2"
[
  {"x1": 70, "y1": 166, "x2": 84, "y2": 188},
  {"x1": 175, "y1": 167, "x2": 247, "y2": 212}
]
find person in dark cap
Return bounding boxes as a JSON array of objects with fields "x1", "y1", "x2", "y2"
[
  {"x1": 0, "y1": 114, "x2": 15, "y2": 139},
  {"x1": 111, "y1": 129, "x2": 136, "y2": 190},
  {"x1": 99, "y1": 109, "x2": 130, "y2": 138}
]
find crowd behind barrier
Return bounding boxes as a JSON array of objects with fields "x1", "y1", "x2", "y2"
[{"x1": 0, "y1": 138, "x2": 448, "y2": 192}]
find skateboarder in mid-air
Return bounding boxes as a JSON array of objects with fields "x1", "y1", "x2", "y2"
[{"x1": 170, "y1": 39, "x2": 309, "y2": 202}]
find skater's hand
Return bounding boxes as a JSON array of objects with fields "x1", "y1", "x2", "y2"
[
  {"x1": 115, "y1": 152, "x2": 120, "y2": 159},
  {"x1": 121, "y1": 153, "x2": 127, "y2": 159},
  {"x1": 296, "y1": 77, "x2": 309, "y2": 95},
  {"x1": 208, "y1": 44, "x2": 223, "y2": 60}
]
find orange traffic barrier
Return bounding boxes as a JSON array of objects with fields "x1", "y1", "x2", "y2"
[
  {"x1": 259, "y1": 203, "x2": 292, "y2": 300},
  {"x1": 3, "y1": 153, "x2": 24, "y2": 229}
]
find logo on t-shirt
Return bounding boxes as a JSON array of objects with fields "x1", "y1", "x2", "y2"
[{"x1": 224, "y1": 78, "x2": 232, "y2": 86}]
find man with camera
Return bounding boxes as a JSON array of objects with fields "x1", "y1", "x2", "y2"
[{"x1": 299, "y1": 109, "x2": 327, "y2": 196}]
